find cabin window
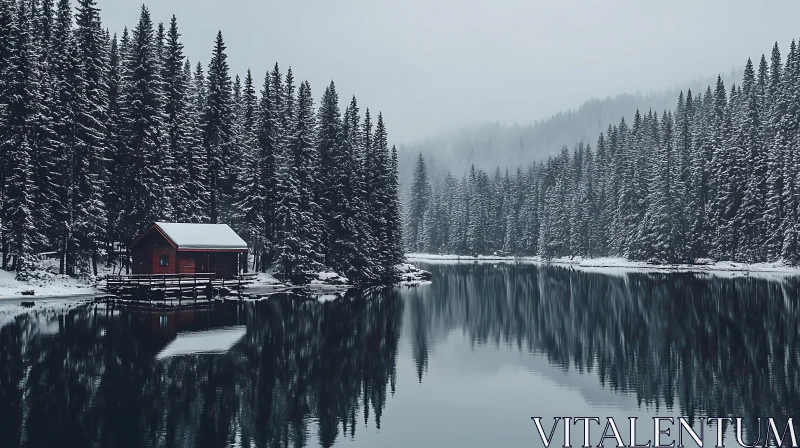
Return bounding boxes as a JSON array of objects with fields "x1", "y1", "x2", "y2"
[{"x1": 160, "y1": 255, "x2": 169, "y2": 266}]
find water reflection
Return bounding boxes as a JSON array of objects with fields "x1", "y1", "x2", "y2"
[
  {"x1": 402, "y1": 263, "x2": 800, "y2": 439},
  {"x1": 0, "y1": 263, "x2": 799, "y2": 447},
  {"x1": 0, "y1": 291, "x2": 402, "y2": 448}
]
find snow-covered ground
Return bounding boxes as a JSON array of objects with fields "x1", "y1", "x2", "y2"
[
  {"x1": 396, "y1": 262, "x2": 433, "y2": 286},
  {"x1": 0, "y1": 267, "x2": 101, "y2": 300},
  {"x1": 406, "y1": 253, "x2": 800, "y2": 276}
]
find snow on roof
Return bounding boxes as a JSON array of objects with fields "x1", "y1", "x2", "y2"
[
  {"x1": 154, "y1": 222, "x2": 248, "y2": 250},
  {"x1": 155, "y1": 326, "x2": 247, "y2": 360}
]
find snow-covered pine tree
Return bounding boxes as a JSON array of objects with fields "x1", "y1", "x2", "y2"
[
  {"x1": 4, "y1": 0, "x2": 40, "y2": 279},
  {"x1": 371, "y1": 112, "x2": 399, "y2": 281},
  {"x1": 341, "y1": 96, "x2": 379, "y2": 282},
  {"x1": 232, "y1": 69, "x2": 262, "y2": 271},
  {"x1": 388, "y1": 144, "x2": 404, "y2": 264},
  {"x1": 28, "y1": 0, "x2": 58, "y2": 253},
  {"x1": 594, "y1": 133, "x2": 610, "y2": 256},
  {"x1": 672, "y1": 90, "x2": 693, "y2": 262},
  {"x1": 48, "y1": 0, "x2": 76, "y2": 274},
  {"x1": 736, "y1": 76, "x2": 768, "y2": 262},
  {"x1": 764, "y1": 42, "x2": 784, "y2": 261},
  {"x1": 779, "y1": 41, "x2": 800, "y2": 264},
  {"x1": 183, "y1": 61, "x2": 210, "y2": 224},
  {"x1": 251, "y1": 68, "x2": 279, "y2": 269},
  {"x1": 163, "y1": 15, "x2": 191, "y2": 222},
  {"x1": 201, "y1": 31, "x2": 232, "y2": 223},
  {"x1": 121, "y1": 6, "x2": 166, "y2": 243},
  {"x1": 104, "y1": 33, "x2": 126, "y2": 264},
  {"x1": 407, "y1": 152, "x2": 431, "y2": 252},
  {"x1": 0, "y1": 0, "x2": 14, "y2": 270},
  {"x1": 275, "y1": 79, "x2": 323, "y2": 282},
  {"x1": 70, "y1": 0, "x2": 108, "y2": 276},
  {"x1": 316, "y1": 81, "x2": 343, "y2": 267}
]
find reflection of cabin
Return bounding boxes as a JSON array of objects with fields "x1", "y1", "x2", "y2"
[
  {"x1": 123, "y1": 304, "x2": 246, "y2": 357},
  {"x1": 130, "y1": 222, "x2": 248, "y2": 279}
]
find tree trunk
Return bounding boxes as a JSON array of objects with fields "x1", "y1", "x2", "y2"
[
  {"x1": 92, "y1": 249, "x2": 98, "y2": 277},
  {"x1": 1, "y1": 233, "x2": 7, "y2": 270}
]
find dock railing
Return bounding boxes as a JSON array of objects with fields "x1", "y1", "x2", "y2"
[{"x1": 103, "y1": 272, "x2": 257, "y2": 308}]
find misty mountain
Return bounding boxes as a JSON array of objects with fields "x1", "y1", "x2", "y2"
[{"x1": 397, "y1": 71, "x2": 741, "y2": 188}]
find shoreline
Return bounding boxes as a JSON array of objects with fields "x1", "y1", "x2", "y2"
[{"x1": 406, "y1": 253, "x2": 800, "y2": 276}]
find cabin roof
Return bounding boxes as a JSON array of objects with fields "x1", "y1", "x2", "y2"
[{"x1": 131, "y1": 222, "x2": 249, "y2": 251}]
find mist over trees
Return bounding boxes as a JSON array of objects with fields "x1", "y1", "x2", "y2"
[
  {"x1": 405, "y1": 40, "x2": 800, "y2": 264},
  {"x1": 0, "y1": 0, "x2": 403, "y2": 284},
  {"x1": 396, "y1": 72, "x2": 742, "y2": 190}
]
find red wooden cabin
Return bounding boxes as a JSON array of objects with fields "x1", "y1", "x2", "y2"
[{"x1": 130, "y1": 222, "x2": 249, "y2": 279}]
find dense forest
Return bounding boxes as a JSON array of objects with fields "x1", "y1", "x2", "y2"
[
  {"x1": 406, "y1": 40, "x2": 800, "y2": 264},
  {"x1": 396, "y1": 72, "x2": 740, "y2": 187},
  {"x1": 0, "y1": 0, "x2": 403, "y2": 284}
]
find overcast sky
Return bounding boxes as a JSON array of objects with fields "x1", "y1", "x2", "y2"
[{"x1": 96, "y1": 0, "x2": 800, "y2": 144}]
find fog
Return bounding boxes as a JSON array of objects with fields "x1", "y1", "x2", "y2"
[{"x1": 96, "y1": 0, "x2": 800, "y2": 144}]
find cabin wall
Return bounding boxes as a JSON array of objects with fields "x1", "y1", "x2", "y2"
[
  {"x1": 151, "y1": 243, "x2": 177, "y2": 275},
  {"x1": 131, "y1": 230, "x2": 178, "y2": 275},
  {"x1": 177, "y1": 253, "x2": 196, "y2": 274},
  {"x1": 132, "y1": 246, "x2": 152, "y2": 275}
]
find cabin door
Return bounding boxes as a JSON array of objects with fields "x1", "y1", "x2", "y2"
[{"x1": 196, "y1": 253, "x2": 210, "y2": 274}]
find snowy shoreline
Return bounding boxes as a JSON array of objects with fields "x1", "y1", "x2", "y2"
[
  {"x1": 407, "y1": 253, "x2": 800, "y2": 276},
  {"x1": 0, "y1": 259, "x2": 432, "y2": 304},
  {"x1": 0, "y1": 268, "x2": 102, "y2": 300}
]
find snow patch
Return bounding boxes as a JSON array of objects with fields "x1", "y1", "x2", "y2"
[
  {"x1": 310, "y1": 271, "x2": 349, "y2": 286},
  {"x1": 396, "y1": 262, "x2": 432, "y2": 286},
  {"x1": 407, "y1": 253, "x2": 800, "y2": 276},
  {"x1": 0, "y1": 267, "x2": 100, "y2": 299}
]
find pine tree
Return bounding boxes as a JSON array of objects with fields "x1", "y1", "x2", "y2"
[
  {"x1": 163, "y1": 15, "x2": 190, "y2": 221},
  {"x1": 252, "y1": 68, "x2": 279, "y2": 268},
  {"x1": 29, "y1": 0, "x2": 58, "y2": 253},
  {"x1": 71, "y1": 0, "x2": 108, "y2": 276},
  {"x1": 121, "y1": 5, "x2": 166, "y2": 242},
  {"x1": 316, "y1": 81, "x2": 343, "y2": 267},
  {"x1": 183, "y1": 60, "x2": 210, "y2": 224},
  {"x1": 232, "y1": 69, "x2": 262, "y2": 270},
  {"x1": 340, "y1": 96, "x2": 378, "y2": 281},
  {"x1": 372, "y1": 113, "x2": 399, "y2": 281},
  {"x1": 275, "y1": 80, "x2": 323, "y2": 282},
  {"x1": 0, "y1": 0, "x2": 16, "y2": 269},
  {"x1": 104, "y1": 32, "x2": 124, "y2": 264},
  {"x1": 201, "y1": 31, "x2": 232, "y2": 223},
  {"x1": 4, "y1": 0, "x2": 39, "y2": 279},
  {"x1": 407, "y1": 152, "x2": 431, "y2": 252},
  {"x1": 765, "y1": 42, "x2": 784, "y2": 260}
]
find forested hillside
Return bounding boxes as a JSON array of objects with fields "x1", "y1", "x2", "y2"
[
  {"x1": 0, "y1": 0, "x2": 403, "y2": 284},
  {"x1": 397, "y1": 73, "x2": 741, "y2": 189},
  {"x1": 405, "y1": 41, "x2": 798, "y2": 264}
]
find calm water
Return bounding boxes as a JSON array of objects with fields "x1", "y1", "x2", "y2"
[{"x1": 1, "y1": 262, "x2": 800, "y2": 447}]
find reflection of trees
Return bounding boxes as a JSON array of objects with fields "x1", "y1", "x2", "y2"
[
  {"x1": 404, "y1": 263, "x2": 800, "y2": 433},
  {"x1": 0, "y1": 290, "x2": 403, "y2": 448}
]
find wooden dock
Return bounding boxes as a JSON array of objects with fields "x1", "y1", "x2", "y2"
[{"x1": 103, "y1": 272, "x2": 257, "y2": 309}]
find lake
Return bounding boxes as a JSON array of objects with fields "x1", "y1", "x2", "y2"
[{"x1": 1, "y1": 262, "x2": 799, "y2": 448}]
